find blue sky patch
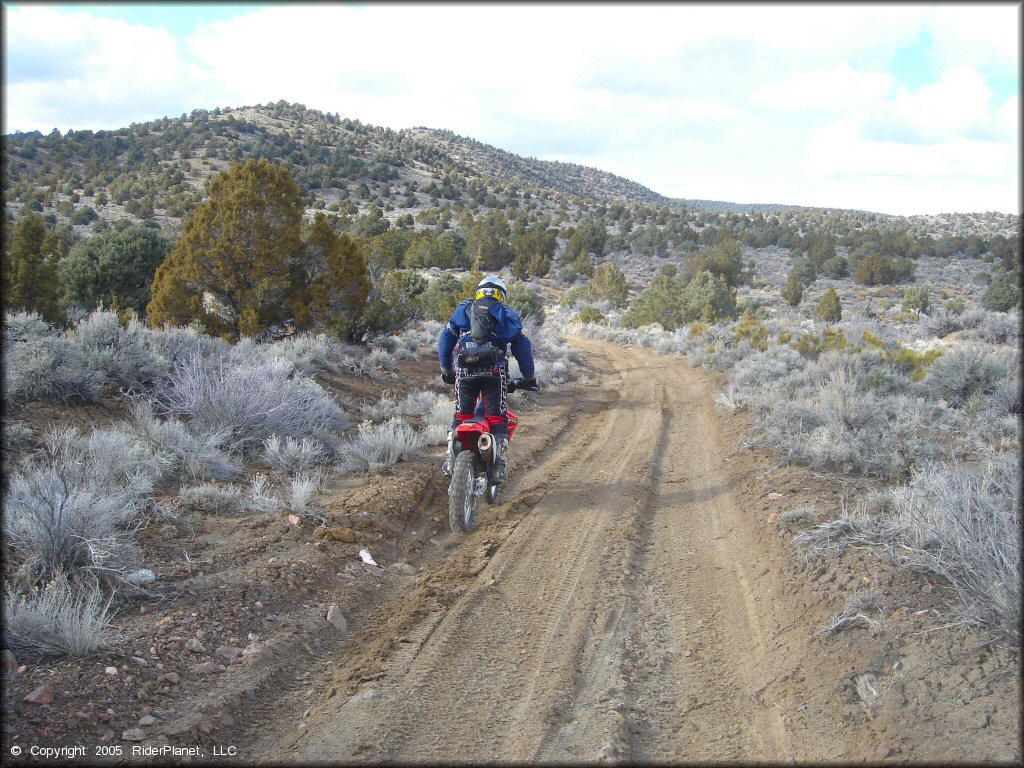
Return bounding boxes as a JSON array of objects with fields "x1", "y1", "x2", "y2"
[
  {"x1": 43, "y1": 3, "x2": 268, "y2": 37},
  {"x1": 888, "y1": 26, "x2": 938, "y2": 92}
]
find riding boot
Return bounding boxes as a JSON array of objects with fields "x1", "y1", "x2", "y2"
[
  {"x1": 492, "y1": 437, "x2": 509, "y2": 483},
  {"x1": 442, "y1": 430, "x2": 460, "y2": 477}
]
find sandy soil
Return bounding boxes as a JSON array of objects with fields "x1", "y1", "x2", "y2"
[
  {"x1": 3, "y1": 339, "x2": 1019, "y2": 765},
  {"x1": 255, "y1": 339, "x2": 1020, "y2": 764}
]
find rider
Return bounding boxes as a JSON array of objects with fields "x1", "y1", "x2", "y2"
[{"x1": 438, "y1": 275, "x2": 537, "y2": 482}]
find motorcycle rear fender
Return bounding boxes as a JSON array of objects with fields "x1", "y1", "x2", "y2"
[{"x1": 454, "y1": 409, "x2": 519, "y2": 450}]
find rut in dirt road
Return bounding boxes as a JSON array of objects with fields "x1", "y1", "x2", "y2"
[{"x1": 268, "y1": 339, "x2": 825, "y2": 764}]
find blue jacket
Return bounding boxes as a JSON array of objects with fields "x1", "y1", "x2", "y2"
[{"x1": 438, "y1": 298, "x2": 535, "y2": 378}]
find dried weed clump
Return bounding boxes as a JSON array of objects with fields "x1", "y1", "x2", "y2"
[
  {"x1": 2, "y1": 308, "x2": 451, "y2": 657},
  {"x1": 3, "y1": 425, "x2": 159, "y2": 586},
  {"x1": 3, "y1": 575, "x2": 117, "y2": 660},
  {"x1": 151, "y1": 355, "x2": 348, "y2": 453},
  {"x1": 336, "y1": 418, "x2": 428, "y2": 474}
]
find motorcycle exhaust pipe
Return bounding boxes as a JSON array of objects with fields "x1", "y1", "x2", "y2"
[{"x1": 477, "y1": 433, "x2": 494, "y2": 463}]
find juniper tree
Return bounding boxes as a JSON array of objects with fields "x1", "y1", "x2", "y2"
[
  {"x1": 815, "y1": 287, "x2": 842, "y2": 323},
  {"x1": 688, "y1": 235, "x2": 746, "y2": 289},
  {"x1": 564, "y1": 218, "x2": 607, "y2": 262},
  {"x1": 60, "y1": 224, "x2": 171, "y2": 316},
  {"x1": 147, "y1": 158, "x2": 304, "y2": 339},
  {"x1": 588, "y1": 262, "x2": 629, "y2": 308},
  {"x1": 418, "y1": 272, "x2": 462, "y2": 322},
  {"x1": 572, "y1": 249, "x2": 595, "y2": 278},
  {"x1": 465, "y1": 214, "x2": 513, "y2": 272},
  {"x1": 510, "y1": 226, "x2": 556, "y2": 279},
  {"x1": 805, "y1": 233, "x2": 837, "y2": 268},
  {"x1": 294, "y1": 212, "x2": 371, "y2": 339},
  {"x1": 854, "y1": 253, "x2": 896, "y2": 286},
  {"x1": 791, "y1": 256, "x2": 817, "y2": 287},
  {"x1": 4, "y1": 212, "x2": 63, "y2": 322},
  {"x1": 982, "y1": 273, "x2": 1021, "y2": 312},
  {"x1": 682, "y1": 270, "x2": 735, "y2": 323},
  {"x1": 506, "y1": 282, "x2": 546, "y2": 326},
  {"x1": 820, "y1": 255, "x2": 849, "y2": 279},
  {"x1": 782, "y1": 270, "x2": 804, "y2": 308}
]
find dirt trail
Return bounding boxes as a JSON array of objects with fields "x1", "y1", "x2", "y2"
[{"x1": 257, "y1": 338, "x2": 863, "y2": 764}]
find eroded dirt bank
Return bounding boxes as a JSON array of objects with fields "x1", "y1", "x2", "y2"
[{"x1": 249, "y1": 339, "x2": 1019, "y2": 765}]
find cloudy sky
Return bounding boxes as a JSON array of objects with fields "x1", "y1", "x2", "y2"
[{"x1": 3, "y1": 2, "x2": 1020, "y2": 216}]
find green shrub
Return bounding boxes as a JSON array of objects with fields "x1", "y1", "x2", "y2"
[
  {"x1": 576, "y1": 305, "x2": 605, "y2": 324},
  {"x1": 791, "y1": 257, "x2": 817, "y2": 286},
  {"x1": 559, "y1": 286, "x2": 585, "y2": 308},
  {"x1": 945, "y1": 297, "x2": 966, "y2": 315},
  {"x1": 820, "y1": 255, "x2": 849, "y2": 279},
  {"x1": 71, "y1": 206, "x2": 98, "y2": 225},
  {"x1": 506, "y1": 282, "x2": 546, "y2": 326},
  {"x1": 682, "y1": 270, "x2": 735, "y2": 323},
  {"x1": 814, "y1": 288, "x2": 842, "y2": 323},
  {"x1": 854, "y1": 253, "x2": 896, "y2": 286},
  {"x1": 902, "y1": 286, "x2": 930, "y2": 314},
  {"x1": 782, "y1": 270, "x2": 803, "y2": 307},
  {"x1": 981, "y1": 274, "x2": 1020, "y2": 312},
  {"x1": 734, "y1": 311, "x2": 768, "y2": 351},
  {"x1": 793, "y1": 327, "x2": 851, "y2": 358},
  {"x1": 588, "y1": 262, "x2": 629, "y2": 308}
]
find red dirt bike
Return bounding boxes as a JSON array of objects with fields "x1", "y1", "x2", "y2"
[{"x1": 447, "y1": 377, "x2": 533, "y2": 533}]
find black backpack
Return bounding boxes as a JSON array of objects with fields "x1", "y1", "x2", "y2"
[
  {"x1": 469, "y1": 296, "x2": 498, "y2": 342},
  {"x1": 456, "y1": 298, "x2": 504, "y2": 368}
]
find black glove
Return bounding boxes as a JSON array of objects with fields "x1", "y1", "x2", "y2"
[
  {"x1": 440, "y1": 367, "x2": 455, "y2": 385},
  {"x1": 521, "y1": 377, "x2": 539, "y2": 392}
]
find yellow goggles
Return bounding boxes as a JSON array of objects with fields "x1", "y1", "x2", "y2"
[{"x1": 475, "y1": 287, "x2": 505, "y2": 301}]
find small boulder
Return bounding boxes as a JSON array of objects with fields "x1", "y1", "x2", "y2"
[
  {"x1": 24, "y1": 685, "x2": 54, "y2": 705},
  {"x1": 195, "y1": 662, "x2": 225, "y2": 675},
  {"x1": 138, "y1": 715, "x2": 157, "y2": 727},
  {"x1": 125, "y1": 569, "x2": 156, "y2": 586},
  {"x1": 216, "y1": 646, "x2": 243, "y2": 664},
  {"x1": 242, "y1": 641, "x2": 264, "y2": 658},
  {"x1": 185, "y1": 638, "x2": 206, "y2": 654},
  {"x1": 122, "y1": 728, "x2": 146, "y2": 742},
  {"x1": 326, "y1": 605, "x2": 347, "y2": 633}
]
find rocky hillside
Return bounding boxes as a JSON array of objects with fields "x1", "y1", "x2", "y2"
[
  {"x1": 404, "y1": 127, "x2": 664, "y2": 203},
  {"x1": 3, "y1": 100, "x2": 1019, "y2": 246}
]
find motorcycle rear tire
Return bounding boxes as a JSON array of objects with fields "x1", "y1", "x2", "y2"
[{"x1": 449, "y1": 451, "x2": 481, "y2": 533}]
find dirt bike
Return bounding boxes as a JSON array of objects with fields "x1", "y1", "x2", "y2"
[{"x1": 447, "y1": 377, "x2": 533, "y2": 533}]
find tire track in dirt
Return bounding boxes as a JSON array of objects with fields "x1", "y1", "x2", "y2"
[
  {"x1": 262, "y1": 338, "x2": 840, "y2": 763},
  {"x1": 601, "y1": 343, "x2": 791, "y2": 762},
  {"x1": 270, "y1": 343, "x2": 666, "y2": 763}
]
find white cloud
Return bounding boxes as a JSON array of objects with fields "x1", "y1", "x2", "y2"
[
  {"x1": 751, "y1": 64, "x2": 894, "y2": 113},
  {"x1": 2, "y1": 3, "x2": 1018, "y2": 215},
  {"x1": 3, "y1": 6, "x2": 213, "y2": 133},
  {"x1": 926, "y1": 5, "x2": 1021, "y2": 72},
  {"x1": 804, "y1": 114, "x2": 1013, "y2": 179},
  {"x1": 875, "y1": 67, "x2": 994, "y2": 143}
]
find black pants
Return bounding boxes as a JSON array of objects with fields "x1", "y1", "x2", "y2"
[{"x1": 453, "y1": 367, "x2": 509, "y2": 437}]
